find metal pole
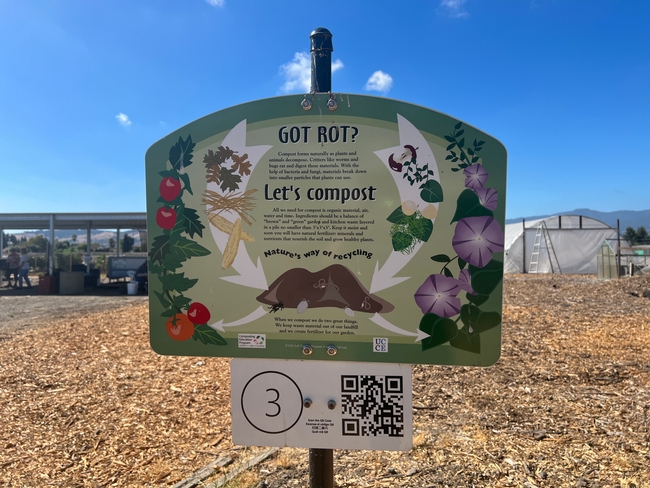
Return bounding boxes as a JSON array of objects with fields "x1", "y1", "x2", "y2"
[
  {"x1": 522, "y1": 218, "x2": 526, "y2": 273},
  {"x1": 308, "y1": 27, "x2": 335, "y2": 488},
  {"x1": 49, "y1": 215, "x2": 55, "y2": 275},
  {"x1": 309, "y1": 448, "x2": 333, "y2": 488},
  {"x1": 310, "y1": 28, "x2": 333, "y2": 93},
  {"x1": 617, "y1": 219, "x2": 621, "y2": 279},
  {"x1": 0, "y1": 226, "x2": 4, "y2": 286}
]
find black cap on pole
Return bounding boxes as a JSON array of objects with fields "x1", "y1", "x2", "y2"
[{"x1": 310, "y1": 27, "x2": 333, "y2": 93}]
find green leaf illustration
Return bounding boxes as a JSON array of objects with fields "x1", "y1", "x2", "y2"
[
  {"x1": 161, "y1": 252, "x2": 187, "y2": 271},
  {"x1": 193, "y1": 324, "x2": 227, "y2": 346},
  {"x1": 407, "y1": 217, "x2": 433, "y2": 242},
  {"x1": 469, "y1": 259, "x2": 503, "y2": 295},
  {"x1": 154, "y1": 290, "x2": 170, "y2": 308},
  {"x1": 159, "y1": 272, "x2": 199, "y2": 294},
  {"x1": 149, "y1": 262, "x2": 164, "y2": 275},
  {"x1": 460, "y1": 304, "x2": 501, "y2": 334},
  {"x1": 159, "y1": 169, "x2": 177, "y2": 179},
  {"x1": 431, "y1": 254, "x2": 451, "y2": 263},
  {"x1": 171, "y1": 236, "x2": 211, "y2": 260},
  {"x1": 386, "y1": 206, "x2": 408, "y2": 224},
  {"x1": 391, "y1": 231, "x2": 414, "y2": 252},
  {"x1": 179, "y1": 173, "x2": 193, "y2": 195},
  {"x1": 183, "y1": 207, "x2": 205, "y2": 239},
  {"x1": 420, "y1": 180, "x2": 444, "y2": 203},
  {"x1": 466, "y1": 292, "x2": 489, "y2": 306},
  {"x1": 171, "y1": 295, "x2": 192, "y2": 310},
  {"x1": 149, "y1": 234, "x2": 171, "y2": 264},
  {"x1": 449, "y1": 329, "x2": 481, "y2": 354},
  {"x1": 419, "y1": 314, "x2": 458, "y2": 351},
  {"x1": 169, "y1": 135, "x2": 195, "y2": 171},
  {"x1": 451, "y1": 189, "x2": 494, "y2": 223}
]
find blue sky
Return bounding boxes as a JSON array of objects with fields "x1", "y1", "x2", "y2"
[{"x1": 1, "y1": 0, "x2": 648, "y2": 220}]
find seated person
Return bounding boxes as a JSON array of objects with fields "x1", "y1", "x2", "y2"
[{"x1": 135, "y1": 261, "x2": 148, "y2": 292}]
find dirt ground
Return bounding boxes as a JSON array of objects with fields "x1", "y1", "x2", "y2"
[{"x1": 0, "y1": 274, "x2": 649, "y2": 487}]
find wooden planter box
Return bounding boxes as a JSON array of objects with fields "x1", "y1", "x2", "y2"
[{"x1": 38, "y1": 276, "x2": 59, "y2": 295}]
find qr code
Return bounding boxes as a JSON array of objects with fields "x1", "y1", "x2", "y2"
[{"x1": 340, "y1": 375, "x2": 404, "y2": 437}]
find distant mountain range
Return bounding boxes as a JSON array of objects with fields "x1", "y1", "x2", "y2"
[{"x1": 507, "y1": 208, "x2": 650, "y2": 231}]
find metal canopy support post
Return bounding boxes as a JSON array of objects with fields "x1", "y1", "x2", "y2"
[
  {"x1": 617, "y1": 219, "x2": 621, "y2": 278},
  {"x1": 309, "y1": 27, "x2": 335, "y2": 488},
  {"x1": 49, "y1": 215, "x2": 55, "y2": 276},
  {"x1": 0, "y1": 226, "x2": 4, "y2": 286},
  {"x1": 522, "y1": 218, "x2": 526, "y2": 273},
  {"x1": 116, "y1": 228, "x2": 121, "y2": 257}
]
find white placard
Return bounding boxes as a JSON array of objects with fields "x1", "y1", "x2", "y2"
[{"x1": 230, "y1": 359, "x2": 412, "y2": 451}]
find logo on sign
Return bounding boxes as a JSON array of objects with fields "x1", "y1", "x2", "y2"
[
  {"x1": 239, "y1": 334, "x2": 266, "y2": 348},
  {"x1": 373, "y1": 338, "x2": 388, "y2": 353}
]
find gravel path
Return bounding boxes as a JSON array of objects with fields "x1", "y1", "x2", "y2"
[{"x1": 0, "y1": 283, "x2": 148, "y2": 337}]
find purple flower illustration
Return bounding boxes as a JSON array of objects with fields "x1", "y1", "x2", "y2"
[
  {"x1": 458, "y1": 269, "x2": 476, "y2": 295},
  {"x1": 414, "y1": 274, "x2": 463, "y2": 318},
  {"x1": 463, "y1": 164, "x2": 488, "y2": 190},
  {"x1": 452, "y1": 216, "x2": 504, "y2": 268},
  {"x1": 474, "y1": 187, "x2": 498, "y2": 211}
]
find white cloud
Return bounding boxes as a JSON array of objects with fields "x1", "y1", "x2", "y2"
[
  {"x1": 439, "y1": 0, "x2": 469, "y2": 18},
  {"x1": 364, "y1": 71, "x2": 393, "y2": 94},
  {"x1": 205, "y1": 0, "x2": 225, "y2": 7},
  {"x1": 115, "y1": 113, "x2": 132, "y2": 128},
  {"x1": 279, "y1": 52, "x2": 344, "y2": 93}
]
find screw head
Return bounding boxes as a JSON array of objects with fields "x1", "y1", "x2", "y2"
[
  {"x1": 303, "y1": 398, "x2": 312, "y2": 408},
  {"x1": 301, "y1": 98, "x2": 312, "y2": 111},
  {"x1": 327, "y1": 400, "x2": 337, "y2": 410},
  {"x1": 326, "y1": 345, "x2": 337, "y2": 356},
  {"x1": 302, "y1": 344, "x2": 313, "y2": 355},
  {"x1": 326, "y1": 96, "x2": 337, "y2": 111}
]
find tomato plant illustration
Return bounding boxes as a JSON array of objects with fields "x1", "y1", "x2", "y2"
[
  {"x1": 149, "y1": 134, "x2": 226, "y2": 346},
  {"x1": 159, "y1": 176, "x2": 182, "y2": 202},
  {"x1": 156, "y1": 207, "x2": 177, "y2": 230},
  {"x1": 187, "y1": 302, "x2": 211, "y2": 325},
  {"x1": 166, "y1": 313, "x2": 195, "y2": 341}
]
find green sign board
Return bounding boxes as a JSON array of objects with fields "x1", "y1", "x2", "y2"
[{"x1": 146, "y1": 94, "x2": 507, "y2": 365}]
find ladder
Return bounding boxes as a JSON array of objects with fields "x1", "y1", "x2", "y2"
[{"x1": 528, "y1": 222, "x2": 562, "y2": 274}]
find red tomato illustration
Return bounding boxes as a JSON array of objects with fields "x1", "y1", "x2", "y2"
[
  {"x1": 159, "y1": 176, "x2": 182, "y2": 202},
  {"x1": 156, "y1": 207, "x2": 177, "y2": 230},
  {"x1": 165, "y1": 314, "x2": 195, "y2": 341},
  {"x1": 187, "y1": 302, "x2": 211, "y2": 325}
]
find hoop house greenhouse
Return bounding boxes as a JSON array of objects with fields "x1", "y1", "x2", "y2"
[{"x1": 504, "y1": 215, "x2": 620, "y2": 274}]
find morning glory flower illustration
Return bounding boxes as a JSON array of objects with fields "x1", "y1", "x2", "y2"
[
  {"x1": 458, "y1": 268, "x2": 477, "y2": 295},
  {"x1": 474, "y1": 187, "x2": 498, "y2": 211},
  {"x1": 452, "y1": 216, "x2": 504, "y2": 268},
  {"x1": 463, "y1": 163, "x2": 488, "y2": 189},
  {"x1": 414, "y1": 274, "x2": 463, "y2": 318}
]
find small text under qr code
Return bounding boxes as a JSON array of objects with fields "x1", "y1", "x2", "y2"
[{"x1": 340, "y1": 375, "x2": 404, "y2": 437}]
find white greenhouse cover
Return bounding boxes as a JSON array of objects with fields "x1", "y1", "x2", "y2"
[{"x1": 504, "y1": 215, "x2": 620, "y2": 274}]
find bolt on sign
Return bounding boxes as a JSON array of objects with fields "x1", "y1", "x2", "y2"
[{"x1": 146, "y1": 94, "x2": 507, "y2": 365}]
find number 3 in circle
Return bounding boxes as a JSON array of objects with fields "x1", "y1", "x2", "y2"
[{"x1": 265, "y1": 388, "x2": 281, "y2": 417}]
